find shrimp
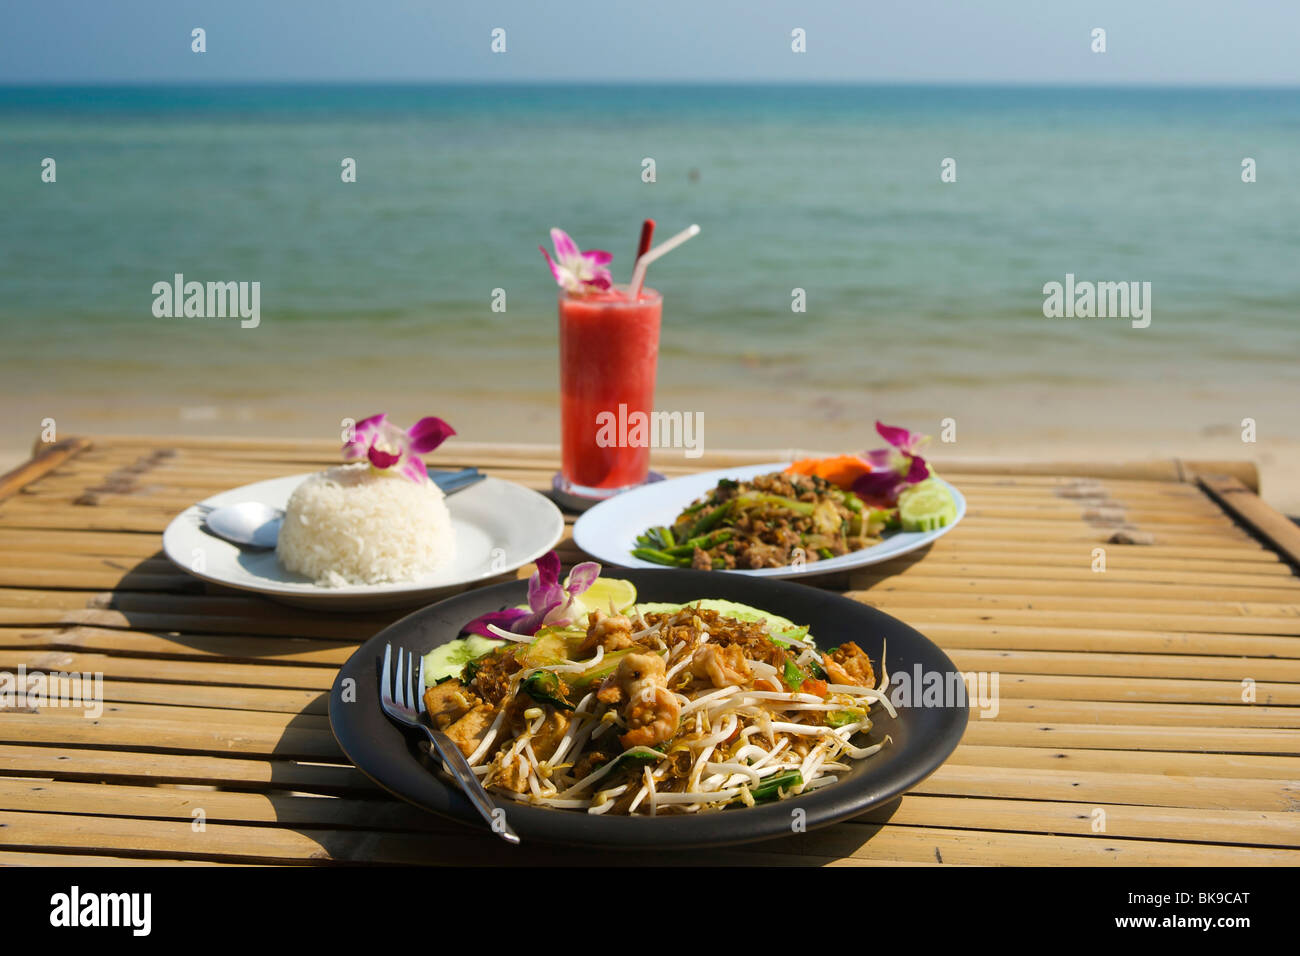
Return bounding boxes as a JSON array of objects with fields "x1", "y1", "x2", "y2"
[
  {"x1": 580, "y1": 609, "x2": 635, "y2": 654},
  {"x1": 823, "y1": 641, "x2": 875, "y2": 687},
  {"x1": 689, "y1": 643, "x2": 751, "y2": 688},
  {"x1": 613, "y1": 652, "x2": 680, "y2": 748}
]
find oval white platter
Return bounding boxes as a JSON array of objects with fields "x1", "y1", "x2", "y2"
[{"x1": 573, "y1": 462, "x2": 964, "y2": 579}]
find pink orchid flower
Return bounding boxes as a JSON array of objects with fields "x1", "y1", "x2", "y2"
[
  {"x1": 540, "y1": 228, "x2": 613, "y2": 293},
  {"x1": 852, "y1": 421, "x2": 931, "y2": 505},
  {"x1": 342, "y1": 414, "x2": 455, "y2": 484},
  {"x1": 462, "y1": 551, "x2": 602, "y2": 638}
]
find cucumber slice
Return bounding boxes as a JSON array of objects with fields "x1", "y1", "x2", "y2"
[
  {"x1": 898, "y1": 479, "x2": 957, "y2": 532},
  {"x1": 422, "y1": 635, "x2": 505, "y2": 685}
]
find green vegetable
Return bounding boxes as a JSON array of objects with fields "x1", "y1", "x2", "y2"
[
  {"x1": 752, "y1": 770, "x2": 803, "y2": 801},
  {"x1": 603, "y1": 746, "x2": 666, "y2": 772},
  {"x1": 817, "y1": 546, "x2": 834, "y2": 560},
  {"x1": 520, "y1": 671, "x2": 573, "y2": 710},
  {"x1": 825, "y1": 710, "x2": 863, "y2": 728},
  {"x1": 516, "y1": 628, "x2": 572, "y2": 668},
  {"x1": 770, "y1": 624, "x2": 811, "y2": 647},
  {"x1": 733, "y1": 493, "x2": 814, "y2": 516},
  {"x1": 688, "y1": 499, "x2": 733, "y2": 538},
  {"x1": 898, "y1": 478, "x2": 958, "y2": 532},
  {"x1": 632, "y1": 547, "x2": 691, "y2": 567},
  {"x1": 423, "y1": 635, "x2": 505, "y2": 684},
  {"x1": 568, "y1": 647, "x2": 662, "y2": 690},
  {"x1": 782, "y1": 658, "x2": 808, "y2": 690},
  {"x1": 663, "y1": 529, "x2": 733, "y2": 557}
]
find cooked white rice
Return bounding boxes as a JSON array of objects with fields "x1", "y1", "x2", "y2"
[{"x1": 277, "y1": 463, "x2": 455, "y2": 586}]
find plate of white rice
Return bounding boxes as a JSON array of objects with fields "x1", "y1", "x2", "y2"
[{"x1": 163, "y1": 467, "x2": 565, "y2": 610}]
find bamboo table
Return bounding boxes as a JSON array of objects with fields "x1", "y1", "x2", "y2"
[{"x1": 1, "y1": 436, "x2": 1298, "y2": 866}]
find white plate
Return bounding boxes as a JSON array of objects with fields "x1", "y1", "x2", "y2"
[
  {"x1": 573, "y1": 463, "x2": 965, "y2": 579},
  {"x1": 163, "y1": 473, "x2": 565, "y2": 610}
]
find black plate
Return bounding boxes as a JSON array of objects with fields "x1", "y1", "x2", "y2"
[{"x1": 329, "y1": 570, "x2": 967, "y2": 849}]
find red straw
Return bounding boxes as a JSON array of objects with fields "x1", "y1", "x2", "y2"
[{"x1": 636, "y1": 219, "x2": 656, "y2": 261}]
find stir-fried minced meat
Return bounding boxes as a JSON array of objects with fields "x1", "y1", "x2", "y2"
[
  {"x1": 571, "y1": 750, "x2": 609, "y2": 780},
  {"x1": 637, "y1": 471, "x2": 889, "y2": 570},
  {"x1": 690, "y1": 609, "x2": 790, "y2": 671},
  {"x1": 468, "y1": 645, "x2": 522, "y2": 706}
]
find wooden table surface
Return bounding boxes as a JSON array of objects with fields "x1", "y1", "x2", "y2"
[{"x1": 1, "y1": 435, "x2": 1298, "y2": 866}]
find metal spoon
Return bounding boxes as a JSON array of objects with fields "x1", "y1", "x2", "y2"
[{"x1": 202, "y1": 467, "x2": 484, "y2": 549}]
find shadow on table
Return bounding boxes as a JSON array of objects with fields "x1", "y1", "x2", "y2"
[{"x1": 838, "y1": 543, "x2": 935, "y2": 593}]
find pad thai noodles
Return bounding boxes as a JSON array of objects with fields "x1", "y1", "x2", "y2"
[{"x1": 424, "y1": 598, "x2": 893, "y2": 815}]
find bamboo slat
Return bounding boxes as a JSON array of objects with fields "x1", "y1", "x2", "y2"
[{"x1": 0, "y1": 435, "x2": 1296, "y2": 867}]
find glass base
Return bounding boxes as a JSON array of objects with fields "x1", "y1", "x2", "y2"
[{"x1": 551, "y1": 471, "x2": 665, "y2": 512}]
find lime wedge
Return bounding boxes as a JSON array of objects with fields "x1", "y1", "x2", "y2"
[
  {"x1": 898, "y1": 479, "x2": 957, "y2": 532},
  {"x1": 574, "y1": 576, "x2": 637, "y2": 616}
]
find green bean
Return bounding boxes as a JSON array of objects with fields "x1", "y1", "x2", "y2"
[
  {"x1": 664, "y1": 529, "x2": 734, "y2": 557},
  {"x1": 692, "y1": 531, "x2": 733, "y2": 554},
  {"x1": 631, "y1": 547, "x2": 690, "y2": 567},
  {"x1": 688, "y1": 499, "x2": 733, "y2": 538}
]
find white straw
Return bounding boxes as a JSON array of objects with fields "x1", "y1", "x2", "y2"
[{"x1": 628, "y1": 223, "x2": 700, "y2": 298}]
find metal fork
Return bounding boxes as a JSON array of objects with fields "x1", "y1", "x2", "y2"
[{"x1": 379, "y1": 643, "x2": 519, "y2": 844}]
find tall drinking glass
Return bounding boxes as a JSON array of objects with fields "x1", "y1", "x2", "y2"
[{"x1": 558, "y1": 284, "x2": 662, "y2": 498}]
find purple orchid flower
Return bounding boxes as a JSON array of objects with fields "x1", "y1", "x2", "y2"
[
  {"x1": 463, "y1": 551, "x2": 602, "y2": 639},
  {"x1": 852, "y1": 421, "x2": 931, "y2": 505},
  {"x1": 342, "y1": 413, "x2": 455, "y2": 484},
  {"x1": 540, "y1": 228, "x2": 613, "y2": 294}
]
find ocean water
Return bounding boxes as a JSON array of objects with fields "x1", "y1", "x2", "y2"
[{"x1": 2, "y1": 84, "x2": 1298, "y2": 443}]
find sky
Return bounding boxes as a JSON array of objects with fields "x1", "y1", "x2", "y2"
[{"x1": 1, "y1": 0, "x2": 1298, "y2": 85}]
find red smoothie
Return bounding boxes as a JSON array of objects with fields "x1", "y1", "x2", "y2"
[{"x1": 558, "y1": 285, "x2": 662, "y2": 494}]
